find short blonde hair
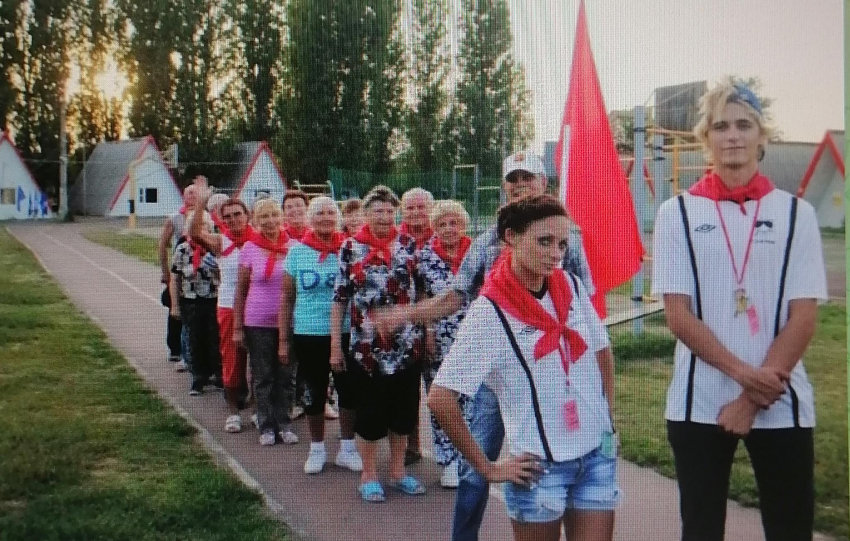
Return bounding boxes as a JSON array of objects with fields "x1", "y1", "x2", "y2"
[
  {"x1": 430, "y1": 200, "x2": 470, "y2": 229},
  {"x1": 307, "y1": 196, "x2": 341, "y2": 220},
  {"x1": 252, "y1": 198, "x2": 281, "y2": 218},
  {"x1": 207, "y1": 193, "x2": 229, "y2": 213},
  {"x1": 693, "y1": 78, "x2": 774, "y2": 163}
]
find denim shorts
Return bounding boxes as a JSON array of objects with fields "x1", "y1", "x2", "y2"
[{"x1": 503, "y1": 448, "x2": 621, "y2": 523}]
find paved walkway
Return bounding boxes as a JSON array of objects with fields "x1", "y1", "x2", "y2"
[{"x1": 8, "y1": 222, "x2": 832, "y2": 541}]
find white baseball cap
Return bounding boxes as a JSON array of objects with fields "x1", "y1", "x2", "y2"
[{"x1": 502, "y1": 151, "x2": 545, "y2": 178}]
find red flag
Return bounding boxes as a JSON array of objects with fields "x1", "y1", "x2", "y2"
[{"x1": 554, "y1": 0, "x2": 644, "y2": 319}]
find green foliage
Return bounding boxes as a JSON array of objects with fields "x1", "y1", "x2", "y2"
[{"x1": 446, "y1": 0, "x2": 533, "y2": 177}]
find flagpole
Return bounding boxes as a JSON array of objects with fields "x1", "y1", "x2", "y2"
[
  {"x1": 632, "y1": 106, "x2": 646, "y2": 335},
  {"x1": 559, "y1": 126, "x2": 570, "y2": 204}
]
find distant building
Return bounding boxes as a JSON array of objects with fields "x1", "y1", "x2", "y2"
[
  {"x1": 797, "y1": 130, "x2": 845, "y2": 228},
  {"x1": 0, "y1": 132, "x2": 51, "y2": 220},
  {"x1": 219, "y1": 142, "x2": 287, "y2": 209},
  {"x1": 70, "y1": 136, "x2": 182, "y2": 217}
]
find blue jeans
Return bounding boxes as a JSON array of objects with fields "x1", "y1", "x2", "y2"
[{"x1": 452, "y1": 384, "x2": 505, "y2": 541}]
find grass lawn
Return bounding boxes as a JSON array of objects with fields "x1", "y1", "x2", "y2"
[
  {"x1": 613, "y1": 304, "x2": 849, "y2": 540},
  {"x1": 82, "y1": 229, "x2": 161, "y2": 266},
  {"x1": 0, "y1": 229, "x2": 290, "y2": 541}
]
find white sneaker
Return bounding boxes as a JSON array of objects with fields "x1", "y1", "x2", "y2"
[
  {"x1": 334, "y1": 450, "x2": 363, "y2": 472},
  {"x1": 280, "y1": 430, "x2": 299, "y2": 445},
  {"x1": 251, "y1": 413, "x2": 259, "y2": 429},
  {"x1": 259, "y1": 430, "x2": 276, "y2": 446},
  {"x1": 175, "y1": 359, "x2": 188, "y2": 372},
  {"x1": 224, "y1": 414, "x2": 242, "y2": 433},
  {"x1": 303, "y1": 448, "x2": 327, "y2": 474},
  {"x1": 440, "y1": 460, "x2": 460, "y2": 489}
]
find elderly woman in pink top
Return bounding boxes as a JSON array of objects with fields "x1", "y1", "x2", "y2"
[{"x1": 233, "y1": 198, "x2": 299, "y2": 447}]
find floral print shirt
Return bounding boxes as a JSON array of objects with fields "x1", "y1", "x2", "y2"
[
  {"x1": 417, "y1": 242, "x2": 470, "y2": 367},
  {"x1": 333, "y1": 234, "x2": 424, "y2": 375}
]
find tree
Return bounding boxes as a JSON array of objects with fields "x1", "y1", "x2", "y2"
[
  {"x1": 403, "y1": 0, "x2": 449, "y2": 172},
  {"x1": 0, "y1": 0, "x2": 24, "y2": 132},
  {"x1": 226, "y1": 0, "x2": 284, "y2": 143},
  {"x1": 70, "y1": 0, "x2": 114, "y2": 151},
  {"x1": 12, "y1": 0, "x2": 80, "y2": 193},
  {"x1": 115, "y1": 0, "x2": 186, "y2": 145},
  {"x1": 448, "y1": 0, "x2": 533, "y2": 176},
  {"x1": 280, "y1": 0, "x2": 406, "y2": 183}
]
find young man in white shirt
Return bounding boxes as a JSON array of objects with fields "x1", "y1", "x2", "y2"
[{"x1": 652, "y1": 80, "x2": 827, "y2": 541}]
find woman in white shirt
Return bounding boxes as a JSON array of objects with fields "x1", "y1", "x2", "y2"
[{"x1": 429, "y1": 194, "x2": 618, "y2": 541}]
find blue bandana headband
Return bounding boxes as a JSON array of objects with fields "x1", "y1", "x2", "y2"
[{"x1": 732, "y1": 84, "x2": 763, "y2": 116}]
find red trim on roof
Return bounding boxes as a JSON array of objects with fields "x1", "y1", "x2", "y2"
[
  {"x1": 107, "y1": 136, "x2": 183, "y2": 213},
  {"x1": 0, "y1": 132, "x2": 52, "y2": 207},
  {"x1": 797, "y1": 132, "x2": 845, "y2": 197},
  {"x1": 235, "y1": 142, "x2": 287, "y2": 198}
]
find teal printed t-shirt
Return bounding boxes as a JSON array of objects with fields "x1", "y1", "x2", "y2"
[{"x1": 285, "y1": 243, "x2": 349, "y2": 336}]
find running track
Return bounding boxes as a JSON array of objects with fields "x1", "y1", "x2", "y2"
[{"x1": 8, "y1": 223, "x2": 833, "y2": 541}]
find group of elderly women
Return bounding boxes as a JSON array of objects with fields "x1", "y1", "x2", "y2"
[{"x1": 168, "y1": 180, "x2": 475, "y2": 500}]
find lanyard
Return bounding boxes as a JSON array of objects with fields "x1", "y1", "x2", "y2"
[{"x1": 715, "y1": 199, "x2": 761, "y2": 286}]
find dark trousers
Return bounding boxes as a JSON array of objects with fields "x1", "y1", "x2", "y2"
[
  {"x1": 245, "y1": 327, "x2": 296, "y2": 433},
  {"x1": 162, "y1": 288, "x2": 181, "y2": 358},
  {"x1": 667, "y1": 421, "x2": 814, "y2": 541},
  {"x1": 180, "y1": 298, "x2": 221, "y2": 391}
]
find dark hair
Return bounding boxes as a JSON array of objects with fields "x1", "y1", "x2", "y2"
[
  {"x1": 341, "y1": 198, "x2": 363, "y2": 215},
  {"x1": 220, "y1": 198, "x2": 249, "y2": 216},
  {"x1": 362, "y1": 185, "x2": 400, "y2": 209},
  {"x1": 496, "y1": 195, "x2": 568, "y2": 241},
  {"x1": 282, "y1": 190, "x2": 309, "y2": 208}
]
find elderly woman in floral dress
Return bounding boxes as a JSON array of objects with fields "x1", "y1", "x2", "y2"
[{"x1": 417, "y1": 200, "x2": 474, "y2": 489}]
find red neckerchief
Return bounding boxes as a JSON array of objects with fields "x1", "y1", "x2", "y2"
[
  {"x1": 481, "y1": 251, "x2": 587, "y2": 377},
  {"x1": 399, "y1": 222, "x2": 433, "y2": 250},
  {"x1": 248, "y1": 228, "x2": 290, "y2": 279},
  {"x1": 285, "y1": 224, "x2": 308, "y2": 242},
  {"x1": 188, "y1": 238, "x2": 206, "y2": 273},
  {"x1": 301, "y1": 229, "x2": 345, "y2": 262},
  {"x1": 221, "y1": 224, "x2": 255, "y2": 257},
  {"x1": 689, "y1": 171, "x2": 774, "y2": 214},
  {"x1": 354, "y1": 224, "x2": 397, "y2": 267},
  {"x1": 179, "y1": 205, "x2": 188, "y2": 215},
  {"x1": 431, "y1": 236, "x2": 472, "y2": 275}
]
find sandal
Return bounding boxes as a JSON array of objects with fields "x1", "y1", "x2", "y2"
[
  {"x1": 358, "y1": 481, "x2": 386, "y2": 503},
  {"x1": 388, "y1": 475, "x2": 426, "y2": 496}
]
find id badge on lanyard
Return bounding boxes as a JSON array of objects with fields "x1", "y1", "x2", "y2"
[{"x1": 563, "y1": 381, "x2": 580, "y2": 432}]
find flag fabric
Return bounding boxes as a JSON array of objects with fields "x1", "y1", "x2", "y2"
[{"x1": 554, "y1": 0, "x2": 644, "y2": 318}]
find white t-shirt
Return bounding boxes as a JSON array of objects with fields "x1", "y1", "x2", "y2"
[
  {"x1": 434, "y1": 272, "x2": 611, "y2": 462},
  {"x1": 217, "y1": 236, "x2": 240, "y2": 309},
  {"x1": 652, "y1": 190, "x2": 828, "y2": 428}
]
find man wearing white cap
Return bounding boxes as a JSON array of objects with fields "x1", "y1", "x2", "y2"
[{"x1": 375, "y1": 150, "x2": 608, "y2": 541}]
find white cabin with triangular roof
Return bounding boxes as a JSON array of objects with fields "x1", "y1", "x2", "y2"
[
  {"x1": 0, "y1": 132, "x2": 51, "y2": 220},
  {"x1": 797, "y1": 130, "x2": 845, "y2": 228},
  {"x1": 71, "y1": 136, "x2": 182, "y2": 217}
]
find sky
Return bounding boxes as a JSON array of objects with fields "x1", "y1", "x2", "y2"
[{"x1": 444, "y1": 0, "x2": 844, "y2": 150}]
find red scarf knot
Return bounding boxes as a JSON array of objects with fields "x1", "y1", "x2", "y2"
[
  {"x1": 354, "y1": 224, "x2": 398, "y2": 267},
  {"x1": 248, "y1": 228, "x2": 290, "y2": 279},
  {"x1": 432, "y1": 236, "x2": 472, "y2": 275},
  {"x1": 221, "y1": 224, "x2": 255, "y2": 257},
  {"x1": 399, "y1": 222, "x2": 434, "y2": 250},
  {"x1": 689, "y1": 171, "x2": 774, "y2": 214},
  {"x1": 480, "y1": 252, "x2": 587, "y2": 378},
  {"x1": 302, "y1": 229, "x2": 345, "y2": 262},
  {"x1": 188, "y1": 238, "x2": 206, "y2": 273}
]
